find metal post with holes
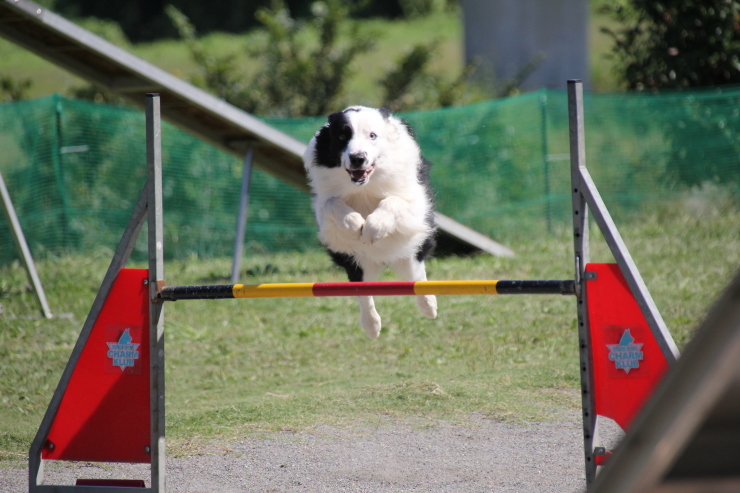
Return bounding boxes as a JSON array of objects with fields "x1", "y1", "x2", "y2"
[
  {"x1": 568, "y1": 80, "x2": 680, "y2": 485},
  {"x1": 568, "y1": 80, "x2": 598, "y2": 483},
  {"x1": 146, "y1": 93, "x2": 166, "y2": 493}
]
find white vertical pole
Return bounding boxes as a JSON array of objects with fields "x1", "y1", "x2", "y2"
[{"x1": 230, "y1": 147, "x2": 254, "y2": 283}]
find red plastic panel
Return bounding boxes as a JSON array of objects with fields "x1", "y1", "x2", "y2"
[
  {"x1": 585, "y1": 263, "x2": 670, "y2": 431},
  {"x1": 44, "y1": 268, "x2": 151, "y2": 463}
]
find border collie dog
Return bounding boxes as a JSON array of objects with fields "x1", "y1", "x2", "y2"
[{"x1": 303, "y1": 106, "x2": 437, "y2": 339}]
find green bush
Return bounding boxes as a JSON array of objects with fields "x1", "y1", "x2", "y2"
[
  {"x1": 0, "y1": 76, "x2": 33, "y2": 103},
  {"x1": 167, "y1": 1, "x2": 375, "y2": 116},
  {"x1": 601, "y1": 0, "x2": 740, "y2": 90},
  {"x1": 167, "y1": 1, "x2": 480, "y2": 116}
]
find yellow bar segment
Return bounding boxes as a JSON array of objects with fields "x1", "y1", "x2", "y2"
[
  {"x1": 413, "y1": 280, "x2": 499, "y2": 295},
  {"x1": 232, "y1": 283, "x2": 315, "y2": 298}
]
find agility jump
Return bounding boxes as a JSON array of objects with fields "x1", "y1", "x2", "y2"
[
  {"x1": 157, "y1": 279, "x2": 576, "y2": 300},
  {"x1": 28, "y1": 81, "x2": 679, "y2": 493}
]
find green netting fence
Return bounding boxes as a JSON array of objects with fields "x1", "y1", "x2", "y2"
[{"x1": 1, "y1": 88, "x2": 739, "y2": 264}]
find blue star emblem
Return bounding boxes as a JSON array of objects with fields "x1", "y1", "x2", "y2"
[
  {"x1": 606, "y1": 329, "x2": 643, "y2": 373},
  {"x1": 107, "y1": 328, "x2": 140, "y2": 371}
]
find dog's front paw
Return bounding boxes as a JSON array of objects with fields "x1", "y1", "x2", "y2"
[
  {"x1": 361, "y1": 212, "x2": 393, "y2": 244},
  {"x1": 341, "y1": 212, "x2": 366, "y2": 238},
  {"x1": 417, "y1": 294, "x2": 437, "y2": 319}
]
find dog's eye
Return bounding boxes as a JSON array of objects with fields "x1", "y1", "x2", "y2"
[{"x1": 369, "y1": 132, "x2": 377, "y2": 140}]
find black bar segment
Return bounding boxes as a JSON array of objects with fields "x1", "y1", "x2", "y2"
[
  {"x1": 496, "y1": 280, "x2": 576, "y2": 295},
  {"x1": 159, "y1": 284, "x2": 235, "y2": 301}
]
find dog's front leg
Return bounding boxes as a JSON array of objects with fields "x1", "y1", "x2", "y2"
[
  {"x1": 360, "y1": 196, "x2": 408, "y2": 244},
  {"x1": 322, "y1": 197, "x2": 365, "y2": 239}
]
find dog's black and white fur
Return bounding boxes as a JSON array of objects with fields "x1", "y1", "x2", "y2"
[{"x1": 303, "y1": 106, "x2": 437, "y2": 338}]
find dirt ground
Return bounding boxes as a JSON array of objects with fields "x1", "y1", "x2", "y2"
[{"x1": 1, "y1": 411, "x2": 617, "y2": 492}]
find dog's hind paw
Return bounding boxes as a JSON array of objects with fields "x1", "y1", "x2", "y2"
[
  {"x1": 361, "y1": 311, "x2": 382, "y2": 339},
  {"x1": 417, "y1": 294, "x2": 437, "y2": 319}
]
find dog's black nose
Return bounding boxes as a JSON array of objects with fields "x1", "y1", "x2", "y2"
[{"x1": 349, "y1": 152, "x2": 367, "y2": 169}]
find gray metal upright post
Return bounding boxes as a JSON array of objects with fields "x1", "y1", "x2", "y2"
[
  {"x1": 0, "y1": 171, "x2": 52, "y2": 318},
  {"x1": 146, "y1": 94, "x2": 166, "y2": 493},
  {"x1": 568, "y1": 80, "x2": 598, "y2": 484},
  {"x1": 568, "y1": 80, "x2": 680, "y2": 486},
  {"x1": 230, "y1": 147, "x2": 254, "y2": 283}
]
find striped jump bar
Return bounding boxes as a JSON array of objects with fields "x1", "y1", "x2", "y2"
[{"x1": 158, "y1": 280, "x2": 576, "y2": 301}]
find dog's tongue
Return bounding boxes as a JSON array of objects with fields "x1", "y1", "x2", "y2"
[
  {"x1": 349, "y1": 167, "x2": 372, "y2": 182},
  {"x1": 350, "y1": 169, "x2": 367, "y2": 181}
]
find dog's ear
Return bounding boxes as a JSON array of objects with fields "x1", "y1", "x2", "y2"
[
  {"x1": 328, "y1": 112, "x2": 344, "y2": 125},
  {"x1": 378, "y1": 107, "x2": 401, "y2": 142}
]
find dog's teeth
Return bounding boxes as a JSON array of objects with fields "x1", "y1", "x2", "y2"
[{"x1": 348, "y1": 166, "x2": 374, "y2": 183}]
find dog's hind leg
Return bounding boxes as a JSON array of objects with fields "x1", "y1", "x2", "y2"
[
  {"x1": 328, "y1": 251, "x2": 383, "y2": 338},
  {"x1": 357, "y1": 262, "x2": 383, "y2": 339},
  {"x1": 392, "y1": 256, "x2": 437, "y2": 320}
]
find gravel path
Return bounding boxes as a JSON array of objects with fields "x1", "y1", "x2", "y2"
[{"x1": 2, "y1": 413, "x2": 602, "y2": 492}]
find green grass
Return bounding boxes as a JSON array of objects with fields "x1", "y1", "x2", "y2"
[
  {"x1": 0, "y1": 4, "x2": 621, "y2": 105},
  {"x1": 1, "y1": 202, "x2": 738, "y2": 464}
]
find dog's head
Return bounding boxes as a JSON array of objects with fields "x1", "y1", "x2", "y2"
[{"x1": 312, "y1": 106, "x2": 395, "y2": 187}]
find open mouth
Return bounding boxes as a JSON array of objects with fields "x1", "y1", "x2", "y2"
[{"x1": 347, "y1": 166, "x2": 374, "y2": 185}]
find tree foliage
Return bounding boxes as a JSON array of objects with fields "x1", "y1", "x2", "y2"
[
  {"x1": 53, "y1": 0, "x2": 425, "y2": 43},
  {"x1": 167, "y1": 1, "x2": 480, "y2": 117},
  {"x1": 167, "y1": 1, "x2": 375, "y2": 116},
  {"x1": 378, "y1": 42, "x2": 477, "y2": 112},
  {"x1": 252, "y1": 1, "x2": 375, "y2": 116},
  {"x1": 602, "y1": 0, "x2": 740, "y2": 90},
  {"x1": 0, "y1": 76, "x2": 33, "y2": 103}
]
